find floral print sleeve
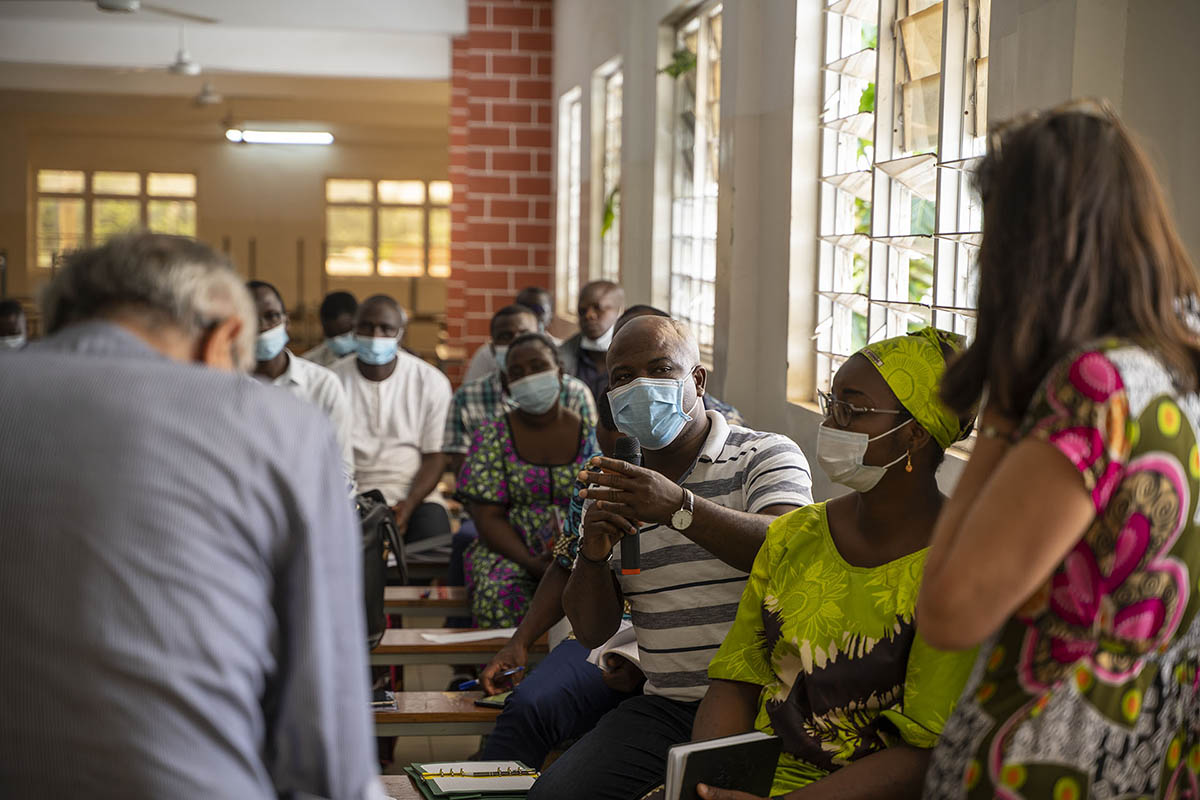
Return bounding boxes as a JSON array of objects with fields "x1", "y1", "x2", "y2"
[
  {"x1": 1020, "y1": 347, "x2": 1133, "y2": 511},
  {"x1": 708, "y1": 515, "x2": 782, "y2": 687},
  {"x1": 878, "y1": 632, "x2": 976, "y2": 749},
  {"x1": 456, "y1": 418, "x2": 509, "y2": 506}
]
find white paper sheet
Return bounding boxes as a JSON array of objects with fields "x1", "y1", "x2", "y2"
[{"x1": 419, "y1": 628, "x2": 517, "y2": 644}]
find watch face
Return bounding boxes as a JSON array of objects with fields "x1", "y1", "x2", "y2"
[{"x1": 671, "y1": 509, "x2": 694, "y2": 530}]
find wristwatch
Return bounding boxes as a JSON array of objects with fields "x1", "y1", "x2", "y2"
[{"x1": 670, "y1": 488, "x2": 695, "y2": 531}]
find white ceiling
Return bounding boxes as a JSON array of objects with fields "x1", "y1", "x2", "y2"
[{"x1": 0, "y1": 0, "x2": 467, "y2": 81}]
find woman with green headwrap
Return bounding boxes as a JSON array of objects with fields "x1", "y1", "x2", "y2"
[{"x1": 686, "y1": 329, "x2": 978, "y2": 800}]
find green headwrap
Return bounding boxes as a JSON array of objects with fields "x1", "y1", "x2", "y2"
[{"x1": 859, "y1": 327, "x2": 966, "y2": 450}]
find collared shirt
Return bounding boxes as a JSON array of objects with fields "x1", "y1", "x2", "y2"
[
  {"x1": 269, "y1": 350, "x2": 356, "y2": 486},
  {"x1": 576, "y1": 411, "x2": 814, "y2": 702},
  {"x1": 558, "y1": 332, "x2": 609, "y2": 402},
  {"x1": 0, "y1": 322, "x2": 377, "y2": 799},
  {"x1": 443, "y1": 371, "x2": 598, "y2": 456},
  {"x1": 302, "y1": 339, "x2": 345, "y2": 369},
  {"x1": 332, "y1": 350, "x2": 452, "y2": 506}
]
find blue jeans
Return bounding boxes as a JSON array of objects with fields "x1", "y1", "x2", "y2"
[
  {"x1": 480, "y1": 639, "x2": 634, "y2": 769},
  {"x1": 527, "y1": 693, "x2": 700, "y2": 800}
]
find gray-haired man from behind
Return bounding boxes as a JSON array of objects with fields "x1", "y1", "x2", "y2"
[{"x1": 0, "y1": 233, "x2": 384, "y2": 799}]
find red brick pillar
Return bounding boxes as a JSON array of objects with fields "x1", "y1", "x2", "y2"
[{"x1": 446, "y1": 0, "x2": 554, "y2": 385}]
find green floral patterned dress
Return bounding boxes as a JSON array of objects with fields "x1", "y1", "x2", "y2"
[
  {"x1": 924, "y1": 342, "x2": 1200, "y2": 800},
  {"x1": 457, "y1": 414, "x2": 597, "y2": 629},
  {"x1": 708, "y1": 503, "x2": 976, "y2": 796}
]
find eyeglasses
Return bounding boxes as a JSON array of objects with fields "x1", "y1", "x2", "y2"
[{"x1": 817, "y1": 390, "x2": 904, "y2": 428}]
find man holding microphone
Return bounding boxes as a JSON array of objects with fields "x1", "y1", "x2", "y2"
[{"x1": 527, "y1": 315, "x2": 813, "y2": 800}]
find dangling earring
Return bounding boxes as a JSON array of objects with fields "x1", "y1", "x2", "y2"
[{"x1": 905, "y1": 451, "x2": 913, "y2": 473}]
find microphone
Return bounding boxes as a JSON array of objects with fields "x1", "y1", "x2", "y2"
[{"x1": 613, "y1": 436, "x2": 642, "y2": 576}]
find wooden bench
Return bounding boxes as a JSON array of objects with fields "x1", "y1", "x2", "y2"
[
  {"x1": 384, "y1": 585, "x2": 469, "y2": 618},
  {"x1": 374, "y1": 690, "x2": 502, "y2": 737},
  {"x1": 370, "y1": 627, "x2": 549, "y2": 666}
]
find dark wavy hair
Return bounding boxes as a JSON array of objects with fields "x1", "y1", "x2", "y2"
[{"x1": 941, "y1": 102, "x2": 1200, "y2": 417}]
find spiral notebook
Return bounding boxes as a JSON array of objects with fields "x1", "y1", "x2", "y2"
[{"x1": 403, "y1": 760, "x2": 538, "y2": 798}]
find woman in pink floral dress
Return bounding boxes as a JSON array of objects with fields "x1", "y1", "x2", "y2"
[{"x1": 916, "y1": 101, "x2": 1200, "y2": 799}]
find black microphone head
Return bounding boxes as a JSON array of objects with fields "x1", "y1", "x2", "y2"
[{"x1": 613, "y1": 436, "x2": 641, "y2": 464}]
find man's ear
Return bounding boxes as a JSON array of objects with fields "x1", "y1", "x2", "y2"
[
  {"x1": 197, "y1": 316, "x2": 243, "y2": 371},
  {"x1": 692, "y1": 365, "x2": 708, "y2": 398}
]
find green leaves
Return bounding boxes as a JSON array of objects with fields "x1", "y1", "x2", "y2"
[
  {"x1": 601, "y1": 187, "x2": 620, "y2": 237},
  {"x1": 858, "y1": 83, "x2": 876, "y2": 114},
  {"x1": 658, "y1": 48, "x2": 697, "y2": 79}
]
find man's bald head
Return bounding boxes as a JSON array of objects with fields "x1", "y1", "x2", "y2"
[{"x1": 610, "y1": 315, "x2": 700, "y2": 368}]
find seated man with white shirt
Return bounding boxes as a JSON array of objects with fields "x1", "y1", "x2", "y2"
[
  {"x1": 332, "y1": 294, "x2": 452, "y2": 543},
  {"x1": 528, "y1": 316, "x2": 814, "y2": 800},
  {"x1": 248, "y1": 281, "x2": 354, "y2": 486},
  {"x1": 303, "y1": 291, "x2": 358, "y2": 368}
]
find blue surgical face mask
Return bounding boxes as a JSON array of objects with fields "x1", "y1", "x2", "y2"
[
  {"x1": 607, "y1": 377, "x2": 697, "y2": 451},
  {"x1": 0, "y1": 334, "x2": 26, "y2": 350},
  {"x1": 356, "y1": 334, "x2": 399, "y2": 365},
  {"x1": 327, "y1": 331, "x2": 357, "y2": 357},
  {"x1": 493, "y1": 344, "x2": 510, "y2": 372},
  {"x1": 255, "y1": 322, "x2": 289, "y2": 362},
  {"x1": 508, "y1": 369, "x2": 561, "y2": 414}
]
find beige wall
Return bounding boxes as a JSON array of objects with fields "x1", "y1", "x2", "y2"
[
  {"x1": 0, "y1": 82, "x2": 449, "y2": 347},
  {"x1": 554, "y1": 0, "x2": 1200, "y2": 500}
]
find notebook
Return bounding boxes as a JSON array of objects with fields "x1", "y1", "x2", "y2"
[
  {"x1": 664, "y1": 731, "x2": 781, "y2": 800},
  {"x1": 586, "y1": 620, "x2": 639, "y2": 671},
  {"x1": 404, "y1": 761, "x2": 538, "y2": 798},
  {"x1": 473, "y1": 689, "x2": 513, "y2": 709}
]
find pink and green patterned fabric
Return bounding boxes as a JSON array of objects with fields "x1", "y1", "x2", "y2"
[
  {"x1": 458, "y1": 414, "x2": 597, "y2": 629},
  {"x1": 924, "y1": 341, "x2": 1200, "y2": 800}
]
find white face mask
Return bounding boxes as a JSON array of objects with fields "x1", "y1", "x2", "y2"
[
  {"x1": 580, "y1": 325, "x2": 614, "y2": 352},
  {"x1": 816, "y1": 418, "x2": 912, "y2": 492},
  {"x1": 0, "y1": 334, "x2": 26, "y2": 350}
]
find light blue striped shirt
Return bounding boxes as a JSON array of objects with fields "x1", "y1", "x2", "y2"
[{"x1": 0, "y1": 322, "x2": 377, "y2": 799}]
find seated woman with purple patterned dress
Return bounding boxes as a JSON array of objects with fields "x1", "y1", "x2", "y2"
[{"x1": 457, "y1": 332, "x2": 599, "y2": 629}]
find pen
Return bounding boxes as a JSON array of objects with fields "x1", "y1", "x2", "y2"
[{"x1": 456, "y1": 665, "x2": 524, "y2": 690}]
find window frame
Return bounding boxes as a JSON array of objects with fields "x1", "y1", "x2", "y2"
[
  {"x1": 591, "y1": 60, "x2": 624, "y2": 284},
  {"x1": 667, "y1": 1, "x2": 723, "y2": 359},
  {"x1": 34, "y1": 169, "x2": 198, "y2": 269},
  {"x1": 323, "y1": 178, "x2": 451, "y2": 278},
  {"x1": 555, "y1": 86, "x2": 584, "y2": 318},
  {"x1": 805, "y1": 0, "x2": 989, "y2": 401}
]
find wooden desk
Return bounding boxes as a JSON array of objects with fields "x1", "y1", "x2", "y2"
[
  {"x1": 370, "y1": 627, "x2": 549, "y2": 666},
  {"x1": 375, "y1": 690, "x2": 502, "y2": 737},
  {"x1": 384, "y1": 585, "x2": 469, "y2": 618},
  {"x1": 379, "y1": 774, "x2": 423, "y2": 800}
]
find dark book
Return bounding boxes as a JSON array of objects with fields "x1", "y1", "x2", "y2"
[
  {"x1": 664, "y1": 731, "x2": 781, "y2": 800},
  {"x1": 473, "y1": 689, "x2": 513, "y2": 709}
]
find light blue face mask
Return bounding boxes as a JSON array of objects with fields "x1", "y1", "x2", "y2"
[
  {"x1": 508, "y1": 369, "x2": 561, "y2": 414},
  {"x1": 327, "y1": 332, "x2": 357, "y2": 357},
  {"x1": 356, "y1": 334, "x2": 399, "y2": 365},
  {"x1": 255, "y1": 322, "x2": 289, "y2": 362},
  {"x1": 0, "y1": 334, "x2": 26, "y2": 350},
  {"x1": 493, "y1": 344, "x2": 510, "y2": 372},
  {"x1": 607, "y1": 377, "x2": 697, "y2": 451}
]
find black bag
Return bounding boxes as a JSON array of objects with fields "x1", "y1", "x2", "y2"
[{"x1": 356, "y1": 490, "x2": 406, "y2": 650}]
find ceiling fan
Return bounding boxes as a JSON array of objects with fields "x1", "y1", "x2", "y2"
[{"x1": 0, "y1": 0, "x2": 220, "y2": 25}]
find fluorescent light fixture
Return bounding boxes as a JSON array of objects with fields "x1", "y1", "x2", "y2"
[{"x1": 225, "y1": 129, "x2": 334, "y2": 145}]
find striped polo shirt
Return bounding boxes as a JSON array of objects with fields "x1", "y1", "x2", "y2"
[{"x1": 609, "y1": 410, "x2": 813, "y2": 702}]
